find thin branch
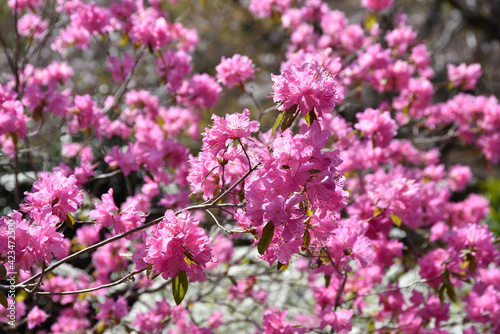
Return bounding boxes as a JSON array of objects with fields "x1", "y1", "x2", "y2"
[
  {"x1": 26, "y1": 263, "x2": 46, "y2": 294},
  {"x1": 18, "y1": 202, "x2": 243, "y2": 288},
  {"x1": 204, "y1": 208, "x2": 231, "y2": 234},
  {"x1": 90, "y1": 169, "x2": 122, "y2": 180},
  {"x1": 31, "y1": 268, "x2": 147, "y2": 296},
  {"x1": 209, "y1": 163, "x2": 260, "y2": 205}
]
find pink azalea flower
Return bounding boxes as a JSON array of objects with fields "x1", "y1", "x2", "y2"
[
  {"x1": 22, "y1": 171, "x2": 83, "y2": 221},
  {"x1": 27, "y1": 306, "x2": 49, "y2": 329},
  {"x1": 447, "y1": 63, "x2": 482, "y2": 90},
  {"x1": 216, "y1": 54, "x2": 255, "y2": 89},
  {"x1": 355, "y1": 108, "x2": 398, "y2": 148},
  {"x1": 107, "y1": 53, "x2": 135, "y2": 82},
  {"x1": 143, "y1": 210, "x2": 212, "y2": 281},
  {"x1": 96, "y1": 296, "x2": 129, "y2": 323},
  {"x1": 319, "y1": 308, "x2": 353, "y2": 332},
  {"x1": 17, "y1": 13, "x2": 49, "y2": 38},
  {"x1": 361, "y1": 0, "x2": 394, "y2": 11},
  {"x1": 272, "y1": 60, "x2": 337, "y2": 117},
  {"x1": 262, "y1": 308, "x2": 306, "y2": 334},
  {"x1": 176, "y1": 73, "x2": 221, "y2": 109}
]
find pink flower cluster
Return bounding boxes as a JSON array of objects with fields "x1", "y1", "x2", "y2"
[
  {"x1": 272, "y1": 60, "x2": 337, "y2": 117},
  {"x1": 142, "y1": 210, "x2": 212, "y2": 281},
  {"x1": 216, "y1": 54, "x2": 255, "y2": 89},
  {"x1": 447, "y1": 63, "x2": 482, "y2": 90}
]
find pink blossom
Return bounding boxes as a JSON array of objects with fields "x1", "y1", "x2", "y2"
[
  {"x1": 76, "y1": 224, "x2": 100, "y2": 247},
  {"x1": 27, "y1": 306, "x2": 49, "y2": 329},
  {"x1": 216, "y1": 54, "x2": 255, "y2": 89},
  {"x1": 448, "y1": 165, "x2": 472, "y2": 192},
  {"x1": 143, "y1": 210, "x2": 212, "y2": 281},
  {"x1": 419, "y1": 248, "x2": 449, "y2": 289},
  {"x1": 104, "y1": 145, "x2": 140, "y2": 176},
  {"x1": 385, "y1": 23, "x2": 417, "y2": 54},
  {"x1": 448, "y1": 63, "x2": 482, "y2": 90},
  {"x1": 51, "y1": 308, "x2": 91, "y2": 333},
  {"x1": 203, "y1": 108, "x2": 259, "y2": 153},
  {"x1": 68, "y1": 94, "x2": 109, "y2": 138},
  {"x1": 107, "y1": 53, "x2": 135, "y2": 82},
  {"x1": 22, "y1": 171, "x2": 82, "y2": 221},
  {"x1": 249, "y1": 0, "x2": 291, "y2": 18},
  {"x1": 272, "y1": 60, "x2": 337, "y2": 117},
  {"x1": 133, "y1": 299, "x2": 172, "y2": 334},
  {"x1": 17, "y1": 13, "x2": 48, "y2": 38},
  {"x1": 361, "y1": 0, "x2": 393, "y2": 11},
  {"x1": 96, "y1": 296, "x2": 129, "y2": 323},
  {"x1": 8, "y1": 0, "x2": 42, "y2": 11},
  {"x1": 319, "y1": 308, "x2": 353, "y2": 332},
  {"x1": 90, "y1": 188, "x2": 146, "y2": 235},
  {"x1": 177, "y1": 73, "x2": 221, "y2": 109},
  {"x1": 262, "y1": 308, "x2": 306, "y2": 334},
  {"x1": 156, "y1": 49, "x2": 192, "y2": 93},
  {"x1": 354, "y1": 108, "x2": 397, "y2": 148},
  {"x1": 129, "y1": 8, "x2": 173, "y2": 49},
  {"x1": 93, "y1": 240, "x2": 129, "y2": 284},
  {"x1": 0, "y1": 100, "x2": 28, "y2": 138}
]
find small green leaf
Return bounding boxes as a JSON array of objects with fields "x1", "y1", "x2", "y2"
[
  {"x1": 9, "y1": 132, "x2": 18, "y2": 146},
  {"x1": 442, "y1": 269, "x2": 457, "y2": 303},
  {"x1": 373, "y1": 207, "x2": 383, "y2": 218},
  {"x1": 272, "y1": 110, "x2": 285, "y2": 136},
  {"x1": 257, "y1": 221, "x2": 275, "y2": 255},
  {"x1": 65, "y1": 213, "x2": 75, "y2": 229},
  {"x1": 367, "y1": 320, "x2": 375, "y2": 331},
  {"x1": 438, "y1": 283, "x2": 446, "y2": 305},
  {"x1": 0, "y1": 292, "x2": 7, "y2": 308},
  {"x1": 172, "y1": 271, "x2": 189, "y2": 306},
  {"x1": 303, "y1": 109, "x2": 317, "y2": 126},
  {"x1": 277, "y1": 261, "x2": 288, "y2": 271},
  {"x1": 364, "y1": 13, "x2": 377, "y2": 31},
  {"x1": 157, "y1": 116, "x2": 165, "y2": 127},
  {"x1": 120, "y1": 34, "x2": 129, "y2": 46},
  {"x1": 228, "y1": 276, "x2": 238, "y2": 286},
  {"x1": 324, "y1": 274, "x2": 331, "y2": 288},
  {"x1": 466, "y1": 252, "x2": 477, "y2": 274},
  {"x1": 0, "y1": 264, "x2": 6, "y2": 278},
  {"x1": 390, "y1": 214, "x2": 402, "y2": 227},
  {"x1": 96, "y1": 320, "x2": 106, "y2": 334},
  {"x1": 281, "y1": 105, "x2": 299, "y2": 132},
  {"x1": 301, "y1": 229, "x2": 311, "y2": 251}
]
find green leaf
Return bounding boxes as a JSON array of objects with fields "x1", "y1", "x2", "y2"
[
  {"x1": 466, "y1": 252, "x2": 477, "y2": 274},
  {"x1": 65, "y1": 213, "x2": 75, "y2": 229},
  {"x1": 0, "y1": 292, "x2": 7, "y2": 308},
  {"x1": 228, "y1": 276, "x2": 238, "y2": 286},
  {"x1": 367, "y1": 320, "x2": 375, "y2": 331},
  {"x1": 257, "y1": 221, "x2": 275, "y2": 255},
  {"x1": 390, "y1": 214, "x2": 402, "y2": 227},
  {"x1": 157, "y1": 116, "x2": 165, "y2": 127},
  {"x1": 272, "y1": 110, "x2": 285, "y2": 136},
  {"x1": 324, "y1": 274, "x2": 331, "y2": 288},
  {"x1": 442, "y1": 269, "x2": 457, "y2": 303},
  {"x1": 364, "y1": 13, "x2": 377, "y2": 31},
  {"x1": 373, "y1": 207, "x2": 383, "y2": 218},
  {"x1": 438, "y1": 283, "x2": 446, "y2": 305},
  {"x1": 277, "y1": 261, "x2": 288, "y2": 271},
  {"x1": 280, "y1": 105, "x2": 299, "y2": 132},
  {"x1": 301, "y1": 229, "x2": 311, "y2": 251},
  {"x1": 120, "y1": 34, "x2": 129, "y2": 46},
  {"x1": 0, "y1": 264, "x2": 6, "y2": 279},
  {"x1": 303, "y1": 109, "x2": 317, "y2": 126},
  {"x1": 172, "y1": 271, "x2": 189, "y2": 306}
]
